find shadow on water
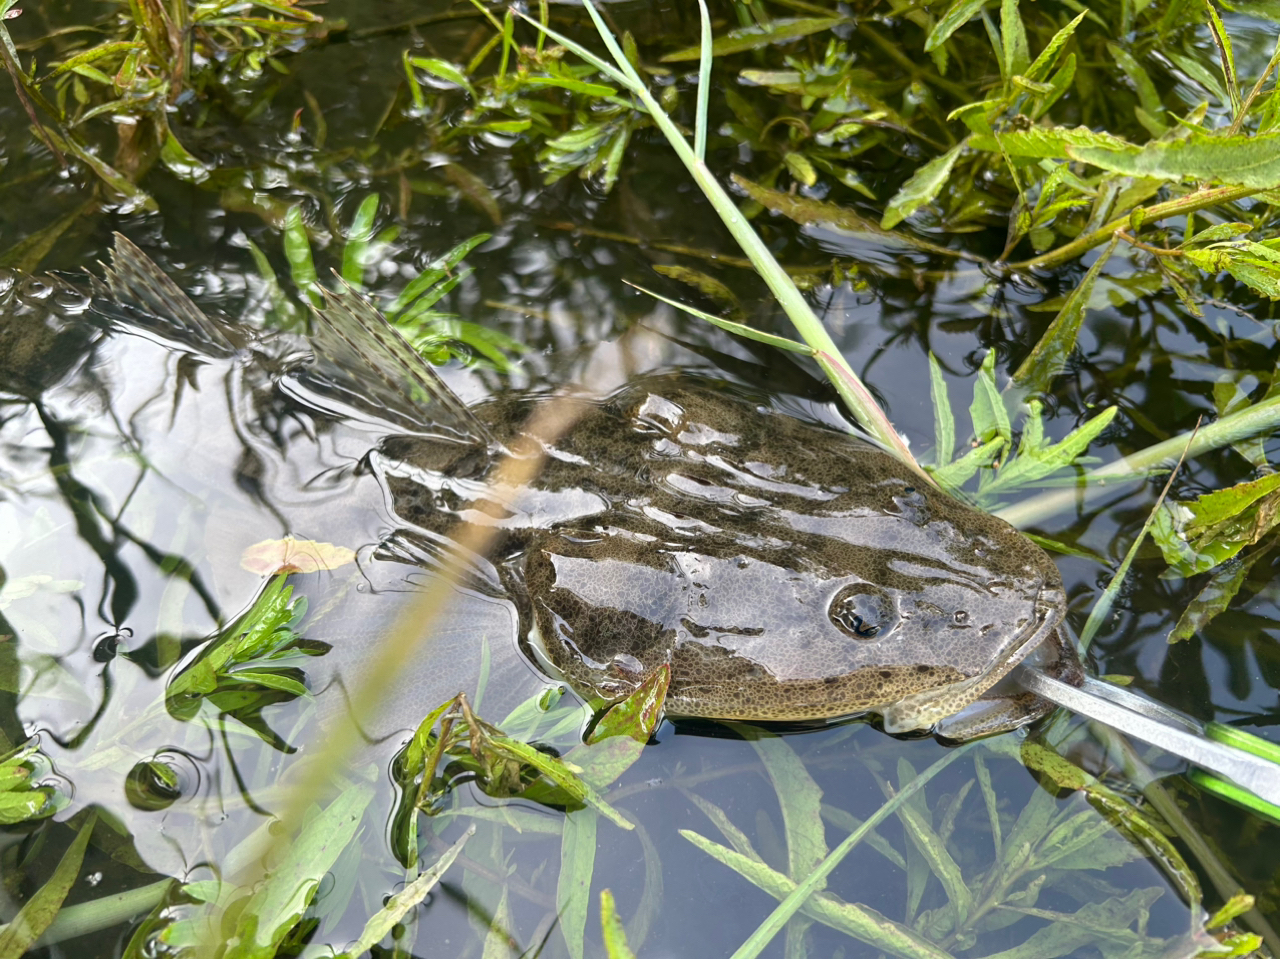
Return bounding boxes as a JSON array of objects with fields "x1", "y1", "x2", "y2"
[{"x1": 0, "y1": 1, "x2": 1278, "y2": 957}]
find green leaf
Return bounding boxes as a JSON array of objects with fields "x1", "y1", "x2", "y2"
[
  {"x1": 882, "y1": 140, "x2": 966, "y2": 229},
  {"x1": 225, "y1": 786, "x2": 374, "y2": 959},
  {"x1": 558, "y1": 810, "x2": 598, "y2": 959},
  {"x1": 485, "y1": 733, "x2": 632, "y2": 828},
  {"x1": 969, "y1": 350, "x2": 1011, "y2": 445},
  {"x1": 928, "y1": 353, "x2": 955, "y2": 468},
  {"x1": 1023, "y1": 11, "x2": 1086, "y2": 82},
  {"x1": 661, "y1": 17, "x2": 847, "y2": 61},
  {"x1": 732, "y1": 174, "x2": 967, "y2": 259},
  {"x1": 892, "y1": 759, "x2": 971, "y2": 928},
  {"x1": 1154, "y1": 473, "x2": 1280, "y2": 576},
  {"x1": 1000, "y1": 0, "x2": 1030, "y2": 81},
  {"x1": 1014, "y1": 236, "x2": 1118, "y2": 393},
  {"x1": 389, "y1": 233, "x2": 490, "y2": 317},
  {"x1": 625, "y1": 282, "x2": 814, "y2": 354},
  {"x1": 1168, "y1": 551, "x2": 1264, "y2": 642},
  {"x1": 1067, "y1": 131, "x2": 1280, "y2": 190},
  {"x1": 970, "y1": 125, "x2": 1135, "y2": 158},
  {"x1": 932, "y1": 437, "x2": 1004, "y2": 489},
  {"x1": 341, "y1": 194, "x2": 380, "y2": 286},
  {"x1": 339, "y1": 827, "x2": 471, "y2": 957},
  {"x1": 600, "y1": 890, "x2": 637, "y2": 959},
  {"x1": 748, "y1": 733, "x2": 827, "y2": 883},
  {"x1": 1203, "y1": 0, "x2": 1240, "y2": 113},
  {"x1": 925, "y1": 0, "x2": 989, "y2": 53},
  {"x1": 43, "y1": 40, "x2": 146, "y2": 78},
  {"x1": 408, "y1": 56, "x2": 475, "y2": 98},
  {"x1": 684, "y1": 834, "x2": 953, "y2": 959},
  {"x1": 0, "y1": 814, "x2": 95, "y2": 958},
  {"x1": 588, "y1": 663, "x2": 668, "y2": 745},
  {"x1": 283, "y1": 206, "x2": 321, "y2": 308},
  {"x1": 982, "y1": 404, "x2": 1119, "y2": 497}
]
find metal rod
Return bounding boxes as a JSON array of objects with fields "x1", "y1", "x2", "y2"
[{"x1": 1013, "y1": 665, "x2": 1280, "y2": 807}]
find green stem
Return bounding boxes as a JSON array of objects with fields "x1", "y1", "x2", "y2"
[
  {"x1": 1007, "y1": 184, "x2": 1260, "y2": 272},
  {"x1": 995, "y1": 392, "x2": 1280, "y2": 529},
  {"x1": 543, "y1": 3, "x2": 927, "y2": 478},
  {"x1": 33, "y1": 879, "x2": 172, "y2": 947}
]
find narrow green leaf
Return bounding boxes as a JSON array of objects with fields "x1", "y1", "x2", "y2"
[
  {"x1": 1014, "y1": 235, "x2": 1118, "y2": 393},
  {"x1": 892, "y1": 760, "x2": 972, "y2": 927},
  {"x1": 982, "y1": 405, "x2": 1119, "y2": 497},
  {"x1": 1023, "y1": 11, "x2": 1086, "y2": 82},
  {"x1": 932, "y1": 437, "x2": 1004, "y2": 489},
  {"x1": 600, "y1": 890, "x2": 637, "y2": 959},
  {"x1": 715, "y1": 745, "x2": 976, "y2": 959},
  {"x1": 882, "y1": 140, "x2": 966, "y2": 229},
  {"x1": 925, "y1": 0, "x2": 989, "y2": 52},
  {"x1": 625, "y1": 282, "x2": 814, "y2": 354},
  {"x1": 341, "y1": 194, "x2": 380, "y2": 286},
  {"x1": 481, "y1": 888, "x2": 516, "y2": 959},
  {"x1": 971, "y1": 125, "x2": 1134, "y2": 159},
  {"x1": 928, "y1": 353, "x2": 955, "y2": 468},
  {"x1": 282, "y1": 206, "x2": 321, "y2": 307},
  {"x1": 522, "y1": 75, "x2": 616, "y2": 97},
  {"x1": 661, "y1": 17, "x2": 847, "y2": 62},
  {"x1": 44, "y1": 41, "x2": 146, "y2": 79},
  {"x1": 969, "y1": 350, "x2": 1011, "y2": 445},
  {"x1": 732, "y1": 174, "x2": 968, "y2": 259},
  {"x1": 694, "y1": 0, "x2": 711, "y2": 161},
  {"x1": 408, "y1": 56, "x2": 475, "y2": 98},
  {"x1": 227, "y1": 786, "x2": 374, "y2": 958},
  {"x1": 1203, "y1": 0, "x2": 1240, "y2": 113},
  {"x1": 747, "y1": 733, "x2": 827, "y2": 883},
  {"x1": 1168, "y1": 551, "x2": 1264, "y2": 643},
  {"x1": 1067, "y1": 131, "x2": 1280, "y2": 189},
  {"x1": 558, "y1": 810, "x2": 598, "y2": 959},
  {"x1": 1001, "y1": 0, "x2": 1030, "y2": 81},
  {"x1": 0, "y1": 814, "x2": 95, "y2": 958},
  {"x1": 342, "y1": 827, "x2": 471, "y2": 956}
]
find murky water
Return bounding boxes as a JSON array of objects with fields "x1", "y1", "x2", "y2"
[{"x1": 1, "y1": 2, "x2": 1278, "y2": 957}]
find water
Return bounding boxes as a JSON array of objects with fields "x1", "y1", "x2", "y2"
[{"x1": 0, "y1": 2, "x2": 1278, "y2": 957}]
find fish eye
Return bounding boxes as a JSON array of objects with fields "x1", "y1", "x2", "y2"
[{"x1": 829, "y1": 585, "x2": 896, "y2": 640}]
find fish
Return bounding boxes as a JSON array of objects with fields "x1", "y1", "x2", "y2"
[{"x1": 0, "y1": 235, "x2": 1083, "y2": 745}]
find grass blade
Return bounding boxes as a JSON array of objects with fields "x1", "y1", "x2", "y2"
[
  {"x1": 725, "y1": 743, "x2": 975, "y2": 959},
  {"x1": 558, "y1": 810, "x2": 598, "y2": 959},
  {"x1": 928, "y1": 353, "x2": 955, "y2": 468},
  {"x1": 0, "y1": 814, "x2": 96, "y2": 958},
  {"x1": 694, "y1": 0, "x2": 711, "y2": 161}
]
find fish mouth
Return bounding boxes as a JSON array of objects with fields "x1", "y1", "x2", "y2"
[{"x1": 880, "y1": 588, "x2": 1064, "y2": 735}]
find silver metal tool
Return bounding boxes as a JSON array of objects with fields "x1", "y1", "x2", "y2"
[{"x1": 1014, "y1": 664, "x2": 1280, "y2": 811}]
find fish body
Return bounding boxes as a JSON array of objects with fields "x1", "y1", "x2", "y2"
[{"x1": 0, "y1": 237, "x2": 1082, "y2": 743}]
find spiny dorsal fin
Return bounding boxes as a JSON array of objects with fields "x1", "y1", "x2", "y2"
[
  {"x1": 98, "y1": 233, "x2": 237, "y2": 354},
  {"x1": 306, "y1": 281, "x2": 493, "y2": 446}
]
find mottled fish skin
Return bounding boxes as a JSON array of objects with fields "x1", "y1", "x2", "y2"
[
  {"x1": 381, "y1": 381, "x2": 1084, "y2": 738},
  {"x1": 0, "y1": 236, "x2": 1084, "y2": 742}
]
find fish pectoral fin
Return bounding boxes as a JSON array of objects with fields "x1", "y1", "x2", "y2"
[
  {"x1": 302, "y1": 280, "x2": 493, "y2": 446},
  {"x1": 97, "y1": 233, "x2": 238, "y2": 355}
]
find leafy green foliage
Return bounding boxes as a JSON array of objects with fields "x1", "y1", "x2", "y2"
[
  {"x1": 0, "y1": 741, "x2": 65, "y2": 825},
  {"x1": 261, "y1": 195, "x2": 524, "y2": 370},
  {"x1": 165, "y1": 575, "x2": 316, "y2": 742},
  {"x1": 0, "y1": 0, "x2": 322, "y2": 209}
]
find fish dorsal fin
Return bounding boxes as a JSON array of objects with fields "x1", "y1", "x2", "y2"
[
  {"x1": 98, "y1": 233, "x2": 237, "y2": 354},
  {"x1": 305, "y1": 282, "x2": 493, "y2": 446}
]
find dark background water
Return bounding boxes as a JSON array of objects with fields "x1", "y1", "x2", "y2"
[{"x1": 1, "y1": 1, "x2": 1278, "y2": 956}]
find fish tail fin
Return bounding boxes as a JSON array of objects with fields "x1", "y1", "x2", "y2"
[
  {"x1": 304, "y1": 281, "x2": 493, "y2": 445},
  {"x1": 97, "y1": 233, "x2": 237, "y2": 354}
]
